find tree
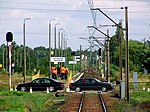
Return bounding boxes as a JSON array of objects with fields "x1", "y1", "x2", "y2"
[
  {"x1": 129, "y1": 40, "x2": 150, "y2": 72},
  {"x1": 109, "y1": 24, "x2": 125, "y2": 66}
]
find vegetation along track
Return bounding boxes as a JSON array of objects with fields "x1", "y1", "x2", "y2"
[{"x1": 60, "y1": 91, "x2": 107, "y2": 112}]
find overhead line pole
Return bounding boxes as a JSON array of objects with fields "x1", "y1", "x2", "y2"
[
  {"x1": 87, "y1": 26, "x2": 110, "y2": 81},
  {"x1": 2, "y1": 43, "x2": 5, "y2": 70},
  {"x1": 105, "y1": 37, "x2": 107, "y2": 80},
  {"x1": 119, "y1": 20, "x2": 123, "y2": 81},
  {"x1": 91, "y1": 7, "x2": 129, "y2": 102},
  {"x1": 124, "y1": 6, "x2": 129, "y2": 103},
  {"x1": 80, "y1": 45, "x2": 82, "y2": 72},
  {"x1": 91, "y1": 8, "x2": 123, "y2": 30},
  {"x1": 87, "y1": 26, "x2": 110, "y2": 38},
  {"x1": 87, "y1": 26, "x2": 110, "y2": 80},
  {"x1": 107, "y1": 29, "x2": 110, "y2": 82}
]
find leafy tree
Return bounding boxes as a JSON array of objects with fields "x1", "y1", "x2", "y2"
[
  {"x1": 110, "y1": 24, "x2": 125, "y2": 66},
  {"x1": 129, "y1": 40, "x2": 150, "y2": 72}
]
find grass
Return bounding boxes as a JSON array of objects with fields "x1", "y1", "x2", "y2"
[
  {"x1": 0, "y1": 91, "x2": 66, "y2": 112},
  {"x1": 130, "y1": 91, "x2": 150, "y2": 103},
  {"x1": 0, "y1": 72, "x2": 150, "y2": 112},
  {"x1": 0, "y1": 73, "x2": 66, "y2": 112},
  {"x1": 114, "y1": 91, "x2": 150, "y2": 112}
]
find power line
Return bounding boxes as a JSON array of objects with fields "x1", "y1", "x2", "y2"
[
  {"x1": 0, "y1": 6, "x2": 149, "y2": 14},
  {"x1": 0, "y1": 6, "x2": 89, "y2": 13},
  {"x1": 0, "y1": 31, "x2": 89, "y2": 36},
  {"x1": 1, "y1": 1, "x2": 150, "y2": 8},
  {"x1": 0, "y1": 1, "x2": 89, "y2": 7}
]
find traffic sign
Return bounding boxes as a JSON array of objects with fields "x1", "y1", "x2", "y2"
[
  {"x1": 69, "y1": 61, "x2": 77, "y2": 64},
  {"x1": 74, "y1": 56, "x2": 80, "y2": 61},
  {"x1": 51, "y1": 57, "x2": 65, "y2": 62}
]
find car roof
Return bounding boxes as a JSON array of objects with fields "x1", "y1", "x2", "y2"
[
  {"x1": 80, "y1": 77, "x2": 97, "y2": 80},
  {"x1": 33, "y1": 78, "x2": 61, "y2": 82},
  {"x1": 34, "y1": 78, "x2": 50, "y2": 80}
]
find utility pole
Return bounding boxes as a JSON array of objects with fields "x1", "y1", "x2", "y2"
[
  {"x1": 8, "y1": 43, "x2": 12, "y2": 91},
  {"x1": 63, "y1": 35, "x2": 65, "y2": 57},
  {"x1": 23, "y1": 18, "x2": 31, "y2": 83},
  {"x1": 54, "y1": 26, "x2": 57, "y2": 56},
  {"x1": 80, "y1": 45, "x2": 82, "y2": 72},
  {"x1": 89, "y1": 39, "x2": 92, "y2": 67},
  {"x1": 16, "y1": 48, "x2": 19, "y2": 67},
  {"x1": 13, "y1": 47, "x2": 15, "y2": 74},
  {"x1": 99, "y1": 55, "x2": 102, "y2": 77},
  {"x1": 6, "y1": 32, "x2": 13, "y2": 91},
  {"x1": 107, "y1": 29, "x2": 110, "y2": 82},
  {"x1": 119, "y1": 20, "x2": 123, "y2": 80},
  {"x1": 54, "y1": 22, "x2": 61, "y2": 57},
  {"x1": 118, "y1": 20, "x2": 123, "y2": 98},
  {"x1": 65, "y1": 39, "x2": 67, "y2": 66},
  {"x1": 105, "y1": 38, "x2": 107, "y2": 79},
  {"x1": 98, "y1": 48, "x2": 102, "y2": 77},
  {"x1": 49, "y1": 18, "x2": 56, "y2": 78},
  {"x1": 20, "y1": 53, "x2": 22, "y2": 67},
  {"x1": 91, "y1": 8, "x2": 129, "y2": 101},
  {"x1": 6, "y1": 46, "x2": 8, "y2": 72},
  {"x1": 28, "y1": 49, "x2": 30, "y2": 70},
  {"x1": 2, "y1": 43, "x2": 5, "y2": 70},
  {"x1": 125, "y1": 6, "x2": 129, "y2": 103},
  {"x1": 58, "y1": 28, "x2": 64, "y2": 57},
  {"x1": 23, "y1": 19, "x2": 26, "y2": 83}
]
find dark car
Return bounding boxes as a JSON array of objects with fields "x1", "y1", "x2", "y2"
[
  {"x1": 69, "y1": 78, "x2": 114, "y2": 92},
  {"x1": 16, "y1": 78, "x2": 64, "y2": 92}
]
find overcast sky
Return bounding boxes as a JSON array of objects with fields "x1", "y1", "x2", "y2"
[{"x1": 0, "y1": 0, "x2": 150, "y2": 51}]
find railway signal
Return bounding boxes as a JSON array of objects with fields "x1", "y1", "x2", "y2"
[{"x1": 6, "y1": 32, "x2": 13, "y2": 91}]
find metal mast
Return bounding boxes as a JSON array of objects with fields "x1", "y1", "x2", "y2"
[{"x1": 87, "y1": 0, "x2": 97, "y2": 27}]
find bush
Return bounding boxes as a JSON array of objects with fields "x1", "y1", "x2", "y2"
[
  {"x1": 110, "y1": 64, "x2": 119, "y2": 81},
  {"x1": 0, "y1": 69, "x2": 7, "y2": 74}
]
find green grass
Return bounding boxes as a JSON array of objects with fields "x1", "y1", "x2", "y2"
[
  {"x1": 115, "y1": 91, "x2": 150, "y2": 112},
  {"x1": 0, "y1": 91, "x2": 66, "y2": 112},
  {"x1": 130, "y1": 91, "x2": 150, "y2": 103}
]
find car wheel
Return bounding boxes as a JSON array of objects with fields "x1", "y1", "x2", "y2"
[
  {"x1": 75, "y1": 87, "x2": 81, "y2": 92},
  {"x1": 101, "y1": 86, "x2": 107, "y2": 92},
  {"x1": 49, "y1": 86, "x2": 55, "y2": 92},
  {"x1": 21, "y1": 87, "x2": 26, "y2": 91}
]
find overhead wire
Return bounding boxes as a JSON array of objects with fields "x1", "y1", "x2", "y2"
[
  {"x1": 0, "y1": 1, "x2": 90, "y2": 7},
  {"x1": 0, "y1": 1, "x2": 149, "y2": 47},
  {"x1": 0, "y1": 6, "x2": 149, "y2": 14}
]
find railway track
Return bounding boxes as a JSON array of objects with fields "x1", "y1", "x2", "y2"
[
  {"x1": 61, "y1": 67, "x2": 111, "y2": 112},
  {"x1": 61, "y1": 91, "x2": 107, "y2": 112},
  {"x1": 78, "y1": 92, "x2": 107, "y2": 112}
]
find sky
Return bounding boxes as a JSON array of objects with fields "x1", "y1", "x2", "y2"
[{"x1": 0, "y1": 0, "x2": 150, "y2": 51}]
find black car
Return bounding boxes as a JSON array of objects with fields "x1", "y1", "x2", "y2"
[
  {"x1": 69, "y1": 78, "x2": 114, "y2": 92},
  {"x1": 16, "y1": 78, "x2": 64, "y2": 92}
]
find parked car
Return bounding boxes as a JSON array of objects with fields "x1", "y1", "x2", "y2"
[
  {"x1": 69, "y1": 78, "x2": 114, "y2": 92},
  {"x1": 16, "y1": 78, "x2": 64, "y2": 92}
]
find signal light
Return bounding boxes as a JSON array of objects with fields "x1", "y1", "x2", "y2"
[
  {"x1": 6, "y1": 32, "x2": 13, "y2": 42},
  {"x1": 98, "y1": 48, "x2": 101, "y2": 56}
]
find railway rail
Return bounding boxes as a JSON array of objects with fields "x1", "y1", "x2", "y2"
[
  {"x1": 78, "y1": 92, "x2": 107, "y2": 112},
  {"x1": 61, "y1": 91, "x2": 107, "y2": 112},
  {"x1": 61, "y1": 67, "x2": 113, "y2": 112}
]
